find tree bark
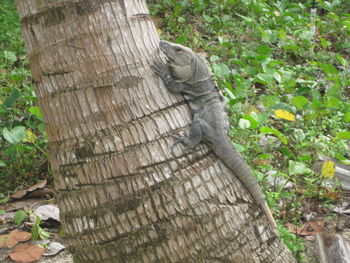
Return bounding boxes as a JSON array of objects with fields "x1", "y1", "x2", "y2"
[{"x1": 16, "y1": 0, "x2": 296, "y2": 262}]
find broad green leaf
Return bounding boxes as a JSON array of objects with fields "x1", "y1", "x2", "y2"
[
  {"x1": 210, "y1": 55, "x2": 220, "y2": 62},
  {"x1": 4, "y1": 88, "x2": 20, "y2": 108},
  {"x1": 335, "y1": 153, "x2": 350, "y2": 166},
  {"x1": 336, "y1": 54, "x2": 347, "y2": 67},
  {"x1": 318, "y1": 63, "x2": 338, "y2": 75},
  {"x1": 238, "y1": 118, "x2": 250, "y2": 129},
  {"x1": 325, "y1": 97, "x2": 340, "y2": 108},
  {"x1": 177, "y1": 17, "x2": 185, "y2": 23},
  {"x1": 260, "y1": 126, "x2": 288, "y2": 144},
  {"x1": 280, "y1": 147, "x2": 293, "y2": 158},
  {"x1": 343, "y1": 20, "x2": 350, "y2": 31},
  {"x1": 319, "y1": 37, "x2": 330, "y2": 48},
  {"x1": 0, "y1": 210, "x2": 5, "y2": 215},
  {"x1": 293, "y1": 129, "x2": 306, "y2": 141},
  {"x1": 344, "y1": 112, "x2": 350, "y2": 122},
  {"x1": 28, "y1": 106, "x2": 42, "y2": 118},
  {"x1": 213, "y1": 63, "x2": 231, "y2": 78},
  {"x1": 257, "y1": 45, "x2": 271, "y2": 55},
  {"x1": 274, "y1": 72, "x2": 282, "y2": 83},
  {"x1": 256, "y1": 73, "x2": 273, "y2": 84},
  {"x1": 336, "y1": 131, "x2": 350, "y2": 140},
  {"x1": 14, "y1": 210, "x2": 27, "y2": 225},
  {"x1": 288, "y1": 160, "x2": 312, "y2": 175},
  {"x1": 203, "y1": 14, "x2": 214, "y2": 23},
  {"x1": 262, "y1": 95, "x2": 279, "y2": 108},
  {"x1": 3, "y1": 126, "x2": 27, "y2": 144},
  {"x1": 242, "y1": 115, "x2": 258, "y2": 129},
  {"x1": 233, "y1": 143, "x2": 245, "y2": 153},
  {"x1": 0, "y1": 160, "x2": 6, "y2": 167},
  {"x1": 299, "y1": 30, "x2": 313, "y2": 41},
  {"x1": 291, "y1": 96, "x2": 309, "y2": 110},
  {"x1": 3, "y1": 50, "x2": 16, "y2": 62}
]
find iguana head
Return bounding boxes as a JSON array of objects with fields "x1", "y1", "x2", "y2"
[{"x1": 159, "y1": 40, "x2": 195, "y2": 82}]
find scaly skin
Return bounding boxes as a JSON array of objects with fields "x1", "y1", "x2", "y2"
[{"x1": 152, "y1": 40, "x2": 276, "y2": 227}]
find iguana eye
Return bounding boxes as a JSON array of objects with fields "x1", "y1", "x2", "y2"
[{"x1": 175, "y1": 47, "x2": 182, "y2": 52}]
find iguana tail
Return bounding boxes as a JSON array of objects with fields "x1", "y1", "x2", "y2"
[{"x1": 212, "y1": 137, "x2": 277, "y2": 227}]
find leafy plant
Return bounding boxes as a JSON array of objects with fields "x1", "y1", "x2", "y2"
[
  {"x1": 0, "y1": 0, "x2": 49, "y2": 192},
  {"x1": 13, "y1": 210, "x2": 27, "y2": 225},
  {"x1": 31, "y1": 216, "x2": 50, "y2": 241},
  {"x1": 148, "y1": 0, "x2": 350, "y2": 260}
]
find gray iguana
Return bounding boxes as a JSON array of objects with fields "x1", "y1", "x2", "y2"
[{"x1": 152, "y1": 40, "x2": 276, "y2": 227}]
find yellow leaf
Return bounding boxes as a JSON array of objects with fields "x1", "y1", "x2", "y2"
[
  {"x1": 157, "y1": 28, "x2": 162, "y2": 36},
  {"x1": 25, "y1": 130, "x2": 36, "y2": 143},
  {"x1": 321, "y1": 161, "x2": 335, "y2": 179},
  {"x1": 274, "y1": 110, "x2": 296, "y2": 121}
]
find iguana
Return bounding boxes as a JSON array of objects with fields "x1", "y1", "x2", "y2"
[{"x1": 152, "y1": 40, "x2": 276, "y2": 227}]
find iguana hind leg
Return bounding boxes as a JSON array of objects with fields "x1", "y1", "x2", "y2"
[
  {"x1": 171, "y1": 118, "x2": 216, "y2": 155},
  {"x1": 171, "y1": 119, "x2": 202, "y2": 155}
]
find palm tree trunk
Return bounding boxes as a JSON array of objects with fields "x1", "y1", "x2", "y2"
[{"x1": 16, "y1": 0, "x2": 296, "y2": 262}]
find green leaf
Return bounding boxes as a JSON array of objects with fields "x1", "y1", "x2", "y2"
[
  {"x1": 336, "y1": 54, "x2": 347, "y2": 67},
  {"x1": 233, "y1": 143, "x2": 245, "y2": 152},
  {"x1": 325, "y1": 97, "x2": 340, "y2": 108},
  {"x1": 0, "y1": 160, "x2": 6, "y2": 167},
  {"x1": 280, "y1": 147, "x2": 294, "y2": 158},
  {"x1": 4, "y1": 88, "x2": 21, "y2": 108},
  {"x1": 238, "y1": 118, "x2": 250, "y2": 129},
  {"x1": 242, "y1": 114, "x2": 259, "y2": 129},
  {"x1": 256, "y1": 73, "x2": 274, "y2": 84},
  {"x1": 273, "y1": 72, "x2": 282, "y2": 83},
  {"x1": 318, "y1": 63, "x2": 338, "y2": 75},
  {"x1": 2, "y1": 126, "x2": 27, "y2": 144},
  {"x1": 291, "y1": 96, "x2": 309, "y2": 110},
  {"x1": 212, "y1": 63, "x2": 231, "y2": 78},
  {"x1": 14, "y1": 210, "x2": 27, "y2": 225},
  {"x1": 336, "y1": 131, "x2": 350, "y2": 140},
  {"x1": 177, "y1": 17, "x2": 185, "y2": 23},
  {"x1": 3, "y1": 50, "x2": 16, "y2": 62},
  {"x1": 28, "y1": 106, "x2": 42, "y2": 118},
  {"x1": 288, "y1": 160, "x2": 312, "y2": 175},
  {"x1": 345, "y1": 112, "x2": 350, "y2": 122},
  {"x1": 203, "y1": 14, "x2": 214, "y2": 23},
  {"x1": 260, "y1": 126, "x2": 288, "y2": 144},
  {"x1": 262, "y1": 95, "x2": 280, "y2": 108},
  {"x1": 257, "y1": 45, "x2": 271, "y2": 55},
  {"x1": 32, "y1": 216, "x2": 41, "y2": 241},
  {"x1": 299, "y1": 30, "x2": 313, "y2": 41},
  {"x1": 0, "y1": 210, "x2": 5, "y2": 215},
  {"x1": 319, "y1": 37, "x2": 330, "y2": 48}
]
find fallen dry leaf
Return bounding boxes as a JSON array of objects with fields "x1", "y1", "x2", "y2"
[
  {"x1": 11, "y1": 190, "x2": 28, "y2": 199},
  {"x1": 27, "y1": 180, "x2": 47, "y2": 192},
  {"x1": 9, "y1": 243, "x2": 44, "y2": 263},
  {"x1": 43, "y1": 242, "x2": 65, "y2": 256},
  {"x1": 333, "y1": 201, "x2": 350, "y2": 214},
  {"x1": 0, "y1": 230, "x2": 32, "y2": 248},
  {"x1": 286, "y1": 221, "x2": 325, "y2": 236},
  {"x1": 5, "y1": 198, "x2": 42, "y2": 212},
  {"x1": 11, "y1": 180, "x2": 47, "y2": 199},
  {"x1": 34, "y1": 205, "x2": 60, "y2": 222}
]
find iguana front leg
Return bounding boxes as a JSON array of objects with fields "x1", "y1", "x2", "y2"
[{"x1": 151, "y1": 60, "x2": 186, "y2": 93}]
